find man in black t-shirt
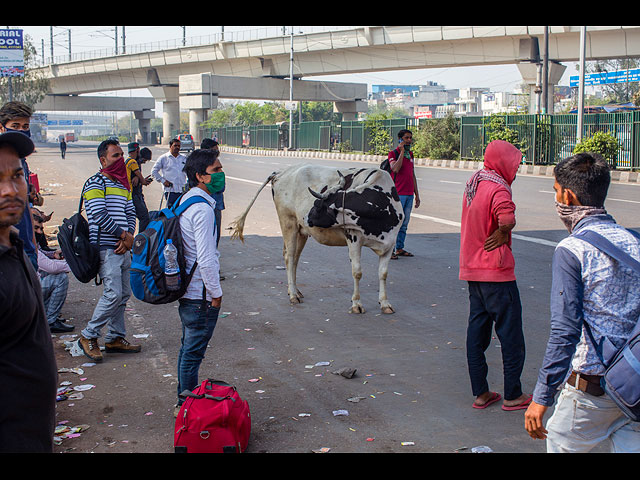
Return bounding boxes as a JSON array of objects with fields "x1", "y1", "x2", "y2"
[{"x1": 0, "y1": 131, "x2": 57, "y2": 452}]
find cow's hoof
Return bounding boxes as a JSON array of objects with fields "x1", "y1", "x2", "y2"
[
  {"x1": 349, "y1": 305, "x2": 366, "y2": 314},
  {"x1": 381, "y1": 305, "x2": 395, "y2": 314},
  {"x1": 289, "y1": 296, "x2": 303, "y2": 305}
]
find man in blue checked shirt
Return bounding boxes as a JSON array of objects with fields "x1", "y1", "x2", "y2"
[{"x1": 525, "y1": 153, "x2": 640, "y2": 453}]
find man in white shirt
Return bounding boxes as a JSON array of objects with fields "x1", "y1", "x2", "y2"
[
  {"x1": 174, "y1": 148, "x2": 223, "y2": 415},
  {"x1": 151, "y1": 138, "x2": 188, "y2": 208}
]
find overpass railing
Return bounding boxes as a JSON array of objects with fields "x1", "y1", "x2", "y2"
[{"x1": 36, "y1": 26, "x2": 359, "y2": 67}]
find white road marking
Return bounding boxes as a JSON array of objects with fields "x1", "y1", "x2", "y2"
[
  {"x1": 227, "y1": 175, "x2": 558, "y2": 247},
  {"x1": 410, "y1": 213, "x2": 558, "y2": 247}
]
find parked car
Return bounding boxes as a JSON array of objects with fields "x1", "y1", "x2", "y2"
[{"x1": 178, "y1": 134, "x2": 195, "y2": 152}]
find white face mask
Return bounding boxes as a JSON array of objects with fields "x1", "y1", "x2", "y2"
[{"x1": 555, "y1": 200, "x2": 606, "y2": 233}]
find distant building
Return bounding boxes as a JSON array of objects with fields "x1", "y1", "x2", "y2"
[{"x1": 370, "y1": 82, "x2": 532, "y2": 118}]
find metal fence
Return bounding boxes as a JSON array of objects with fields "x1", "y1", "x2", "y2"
[
  {"x1": 201, "y1": 118, "x2": 417, "y2": 154},
  {"x1": 460, "y1": 112, "x2": 640, "y2": 169},
  {"x1": 200, "y1": 112, "x2": 639, "y2": 170}
]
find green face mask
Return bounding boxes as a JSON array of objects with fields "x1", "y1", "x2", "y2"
[{"x1": 204, "y1": 171, "x2": 225, "y2": 195}]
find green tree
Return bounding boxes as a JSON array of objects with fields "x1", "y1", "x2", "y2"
[
  {"x1": 364, "y1": 112, "x2": 392, "y2": 155},
  {"x1": 0, "y1": 34, "x2": 50, "y2": 107},
  {"x1": 485, "y1": 114, "x2": 526, "y2": 153},
  {"x1": 301, "y1": 101, "x2": 338, "y2": 122}
]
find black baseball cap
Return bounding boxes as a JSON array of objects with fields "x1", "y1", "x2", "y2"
[{"x1": 0, "y1": 131, "x2": 35, "y2": 158}]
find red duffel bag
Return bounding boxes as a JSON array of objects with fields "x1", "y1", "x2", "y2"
[{"x1": 174, "y1": 379, "x2": 251, "y2": 453}]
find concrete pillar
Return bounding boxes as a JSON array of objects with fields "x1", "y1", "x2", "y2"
[
  {"x1": 148, "y1": 85, "x2": 179, "y2": 145},
  {"x1": 517, "y1": 61, "x2": 567, "y2": 114},
  {"x1": 162, "y1": 100, "x2": 180, "y2": 144},
  {"x1": 134, "y1": 110, "x2": 154, "y2": 144},
  {"x1": 189, "y1": 109, "x2": 207, "y2": 145},
  {"x1": 333, "y1": 100, "x2": 367, "y2": 121}
]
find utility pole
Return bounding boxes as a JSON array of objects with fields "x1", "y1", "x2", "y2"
[
  {"x1": 122, "y1": 26, "x2": 126, "y2": 54},
  {"x1": 577, "y1": 26, "x2": 587, "y2": 142},
  {"x1": 542, "y1": 26, "x2": 549, "y2": 114},
  {"x1": 289, "y1": 27, "x2": 294, "y2": 150}
]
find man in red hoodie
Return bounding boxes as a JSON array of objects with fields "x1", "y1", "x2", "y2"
[{"x1": 459, "y1": 140, "x2": 532, "y2": 411}]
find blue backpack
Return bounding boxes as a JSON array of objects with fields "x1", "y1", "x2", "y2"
[
  {"x1": 130, "y1": 193, "x2": 212, "y2": 304},
  {"x1": 574, "y1": 228, "x2": 640, "y2": 421}
]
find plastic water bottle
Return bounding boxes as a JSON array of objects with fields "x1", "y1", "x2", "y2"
[{"x1": 164, "y1": 239, "x2": 180, "y2": 291}]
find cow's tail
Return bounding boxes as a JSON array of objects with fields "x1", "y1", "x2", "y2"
[{"x1": 229, "y1": 172, "x2": 278, "y2": 243}]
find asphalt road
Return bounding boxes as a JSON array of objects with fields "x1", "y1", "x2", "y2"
[{"x1": 29, "y1": 141, "x2": 639, "y2": 453}]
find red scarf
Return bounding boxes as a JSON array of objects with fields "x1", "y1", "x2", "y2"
[
  {"x1": 464, "y1": 169, "x2": 511, "y2": 207},
  {"x1": 101, "y1": 158, "x2": 130, "y2": 190}
]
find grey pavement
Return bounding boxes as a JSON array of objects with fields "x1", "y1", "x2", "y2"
[{"x1": 29, "y1": 143, "x2": 638, "y2": 453}]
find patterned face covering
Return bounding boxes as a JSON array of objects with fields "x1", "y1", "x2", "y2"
[{"x1": 555, "y1": 201, "x2": 607, "y2": 233}]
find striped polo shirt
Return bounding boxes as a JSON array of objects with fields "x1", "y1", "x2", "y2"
[{"x1": 82, "y1": 173, "x2": 137, "y2": 250}]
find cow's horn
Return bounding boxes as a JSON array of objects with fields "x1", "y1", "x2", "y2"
[{"x1": 308, "y1": 187, "x2": 325, "y2": 200}]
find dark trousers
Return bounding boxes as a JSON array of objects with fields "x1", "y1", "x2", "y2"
[
  {"x1": 466, "y1": 280, "x2": 525, "y2": 401},
  {"x1": 164, "y1": 191, "x2": 182, "y2": 209},
  {"x1": 214, "y1": 209, "x2": 222, "y2": 248},
  {"x1": 132, "y1": 190, "x2": 150, "y2": 233}
]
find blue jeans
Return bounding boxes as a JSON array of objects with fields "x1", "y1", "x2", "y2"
[
  {"x1": 82, "y1": 249, "x2": 131, "y2": 343},
  {"x1": 395, "y1": 195, "x2": 414, "y2": 251},
  {"x1": 40, "y1": 272, "x2": 69, "y2": 325},
  {"x1": 177, "y1": 298, "x2": 219, "y2": 404},
  {"x1": 466, "y1": 281, "x2": 525, "y2": 401}
]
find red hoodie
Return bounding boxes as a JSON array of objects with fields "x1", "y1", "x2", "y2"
[{"x1": 459, "y1": 140, "x2": 521, "y2": 282}]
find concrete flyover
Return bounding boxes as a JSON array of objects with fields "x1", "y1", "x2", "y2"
[{"x1": 33, "y1": 26, "x2": 640, "y2": 143}]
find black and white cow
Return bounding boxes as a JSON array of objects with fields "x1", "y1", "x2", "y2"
[{"x1": 230, "y1": 164, "x2": 403, "y2": 314}]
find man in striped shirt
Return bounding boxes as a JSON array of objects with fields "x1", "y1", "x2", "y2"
[{"x1": 77, "y1": 139, "x2": 141, "y2": 362}]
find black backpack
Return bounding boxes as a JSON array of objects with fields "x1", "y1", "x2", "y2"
[
  {"x1": 57, "y1": 175, "x2": 103, "y2": 284},
  {"x1": 380, "y1": 149, "x2": 398, "y2": 178}
]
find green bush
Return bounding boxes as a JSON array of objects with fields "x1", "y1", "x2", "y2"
[
  {"x1": 412, "y1": 113, "x2": 460, "y2": 160},
  {"x1": 364, "y1": 114, "x2": 392, "y2": 155},
  {"x1": 573, "y1": 130, "x2": 620, "y2": 166}
]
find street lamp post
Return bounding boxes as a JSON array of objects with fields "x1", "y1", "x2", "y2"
[{"x1": 577, "y1": 26, "x2": 587, "y2": 142}]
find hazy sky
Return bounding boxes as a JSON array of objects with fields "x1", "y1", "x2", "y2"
[{"x1": 19, "y1": 25, "x2": 581, "y2": 98}]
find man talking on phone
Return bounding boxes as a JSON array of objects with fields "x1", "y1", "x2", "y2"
[{"x1": 388, "y1": 129, "x2": 420, "y2": 260}]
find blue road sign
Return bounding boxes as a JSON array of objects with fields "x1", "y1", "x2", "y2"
[{"x1": 570, "y1": 68, "x2": 640, "y2": 87}]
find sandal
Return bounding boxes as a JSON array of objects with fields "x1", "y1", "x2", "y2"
[
  {"x1": 390, "y1": 252, "x2": 398, "y2": 260},
  {"x1": 395, "y1": 249, "x2": 414, "y2": 257}
]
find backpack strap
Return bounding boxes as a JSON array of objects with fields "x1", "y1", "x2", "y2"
[
  {"x1": 168, "y1": 192, "x2": 217, "y2": 300},
  {"x1": 163, "y1": 193, "x2": 211, "y2": 219},
  {"x1": 572, "y1": 228, "x2": 640, "y2": 366},
  {"x1": 573, "y1": 229, "x2": 640, "y2": 275}
]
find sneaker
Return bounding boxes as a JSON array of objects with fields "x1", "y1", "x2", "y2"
[
  {"x1": 78, "y1": 336, "x2": 103, "y2": 362},
  {"x1": 105, "y1": 337, "x2": 141, "y2": 353}
]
